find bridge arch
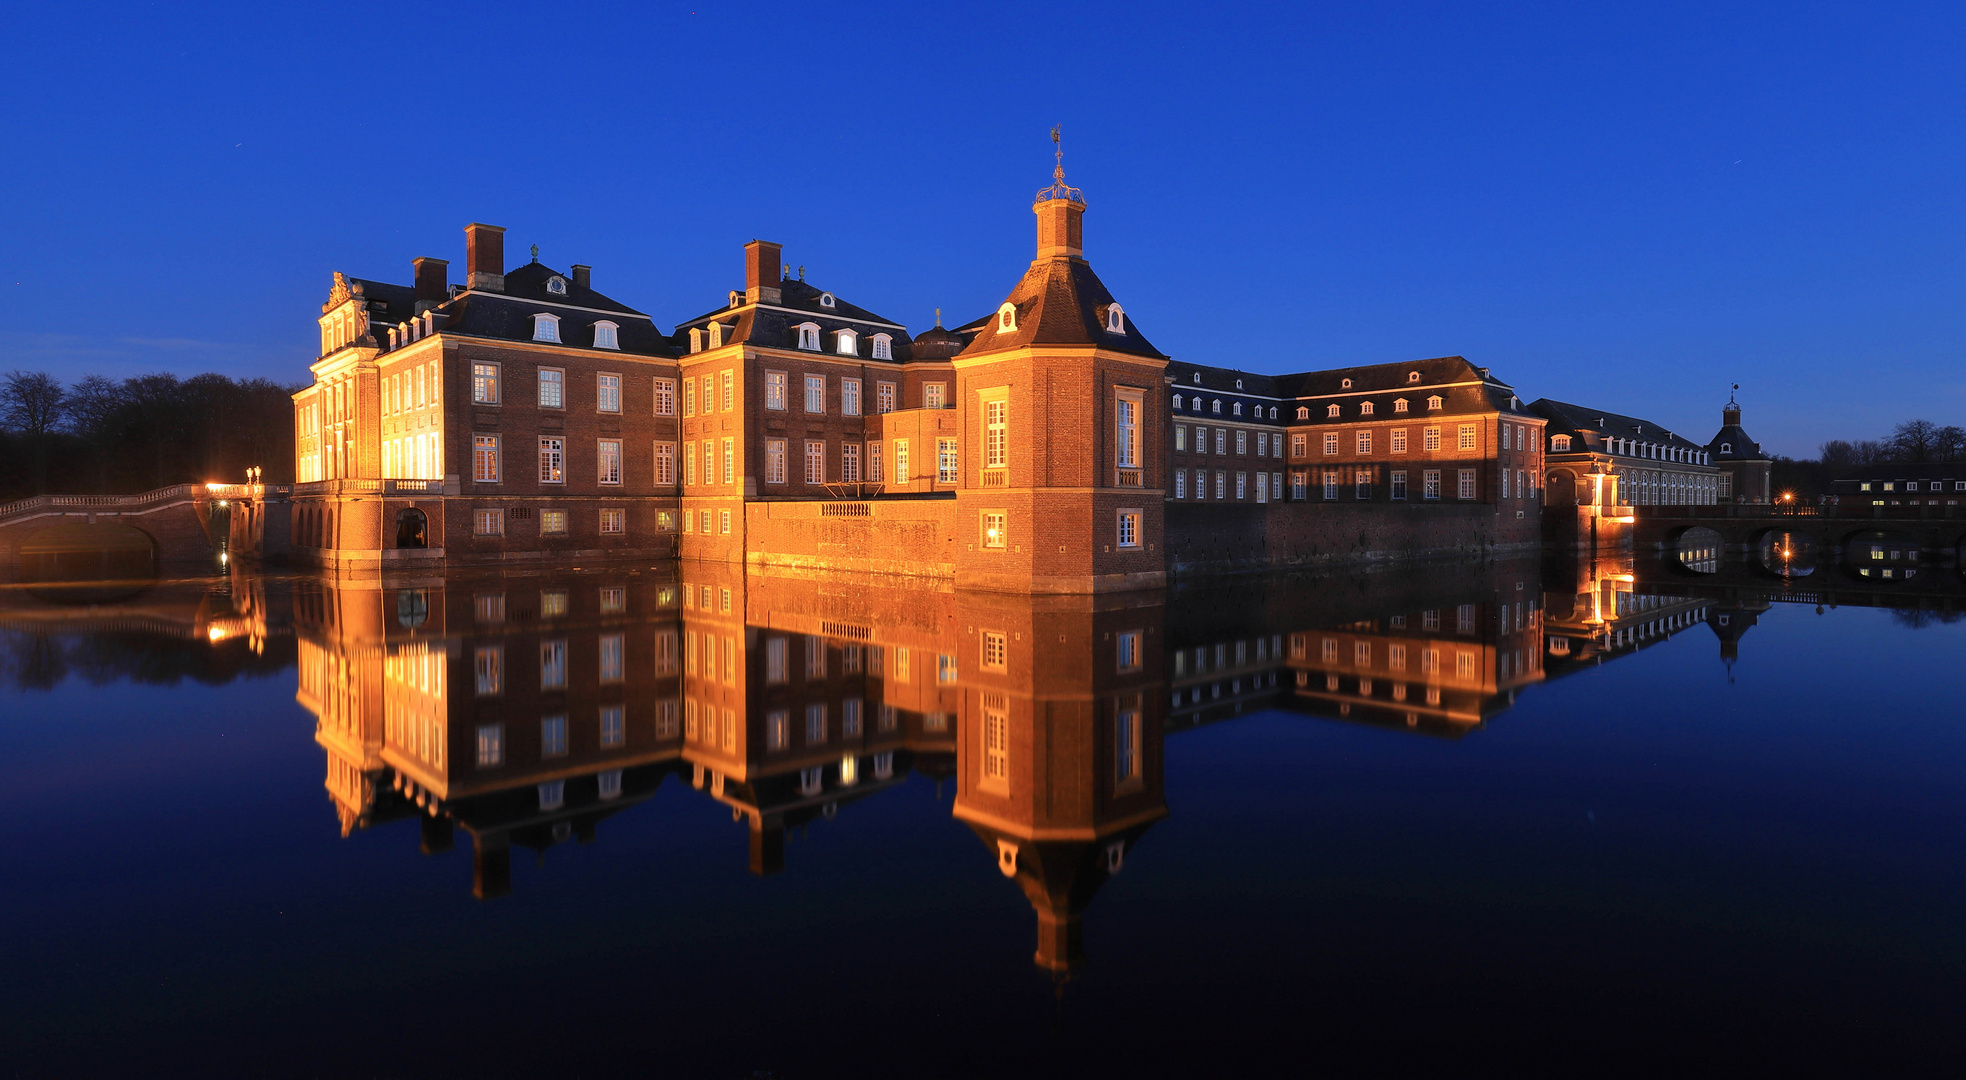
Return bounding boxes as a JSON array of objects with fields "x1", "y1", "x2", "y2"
[{"x1": 16, "y1": 521, "x2": 158, "y2": 580}]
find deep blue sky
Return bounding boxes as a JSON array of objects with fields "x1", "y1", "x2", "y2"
[{"x1": 3, "y1": 1, "x2": 1961, "y2": 456}]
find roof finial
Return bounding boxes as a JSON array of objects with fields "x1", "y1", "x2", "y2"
[
  {"x1": 1036, "y1": 125, "x2": 1083, "y2": 204},
  {"x1": 797, "y1": 265, "x2": 805, "y2": 282},
  {"x1": 934, "y1": 307, "x2": 942, "y2": 327},
  {"x1": 1052, "y1": 124, "x2": 1065, "y2": 183},
  {"x1": 530, "y1": 244, "x2": 539, "y2": 264}
]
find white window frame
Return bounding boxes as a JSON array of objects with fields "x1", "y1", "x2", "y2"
[
  {"x1": 592, "y1": 320, "x2": 619, "y2": 350},
  {"x1": 796, "y1": 322, "x2": 820, "y2": 350},
  {"x1": 871, "y1": 333, "x2": 892, "y2": 360},
  {"x1": 531, "y1": 313, "x2": 561, "y2": 343},
  {"x1": 597, "y1": 372, "x2": 621, "y2": 413},
  {"x1": 537, "y1": 366, "x2": 565, "y2": 409}
]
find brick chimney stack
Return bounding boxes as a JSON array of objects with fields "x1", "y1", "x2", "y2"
[
  {"x1": 745, "y1": 240, "x2": 782, "y2": 305},
  {"x1": 464, "y1": 223, "x2": 506, "y2": 293},
  {"x1": 571, "y1": 264, "x2": 590, "y2": 291},
  {"x1": 412, "y1": 257, "x2": 448, "y2": 311}
]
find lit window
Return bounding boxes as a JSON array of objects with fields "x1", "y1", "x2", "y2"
[
  {"x1": 476, "y1": 724, "x2": 504, "y2": 767},
  {"x1": 1327, "y1": 404, "x2": 1341, "y2": 417},
  {"x1": 805, "y1": 375, "x2": 825, "y2": 413},
  {"x1": 1360, "y1": 402, "x2": 1374, "y2": 416},
  {"x1": 531, "y1": 313, "x2": 561, "y2": 343},
  {"x1": 592, "y1": 321, "x2": 619, "y2": 350},
  {"x1": 538, "y1": 437, "x2": 564, "y2": 483},
  {"x1": 1116, "y1": 394, "x2": 1140, "y2": 468},
  {"x1": 538, "y1": 367, "x2": 565, "y2": 408},
  {"x1": 765, "y1": 371, "x2": 787, "y2": 410},
  {"x1": 985, "y1": 399, "x2": 1008, "y2": 468},
  {"x1": 1551, "y1": 435, "x2": 1571, "y2": 451},
  {"x1": 597, "y1": 373, "x2": 621, "y2": 413},
  {"x1": 1116, "y1": 510, "x2": 1141, "y2": 548},
  {"x1": 472, "y1": 362, "x2": 500, "y2": 404},
  {"x1": 982, "y1": 511, "x2": 1007, "y2": 548},
  {"x1": 925, "y1": 383, "x2": 946, "y2": 408},
  {"x1": 473, "y1": 434, "x2": 500, "y2": 482},
  {"x1": 540, "y1": 509, "x2": 567, "y2": 535},
  {"x1": 836, "y1": 328, "x2": 858, "y2": 355}
]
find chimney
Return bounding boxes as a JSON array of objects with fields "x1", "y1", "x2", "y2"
[
  {"x1": 412, "y1": 257, "x2": 448, "y2": 311},
  {"x1": 570, "y1": 264, "x2": 590, "y2": 291},
  {"x1": 1034, "y1": 194, "x2": 1085, "y2": 260},
  {"x1": 745, "y1": 240, "x2": 782, "y2": 304},
  {"x1": 463, "y1": 223, "x2": 506, "y2": 293}
]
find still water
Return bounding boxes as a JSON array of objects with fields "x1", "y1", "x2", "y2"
[{"x1": 2, "y1": 554, "x2": 1962, "y2": 1077}]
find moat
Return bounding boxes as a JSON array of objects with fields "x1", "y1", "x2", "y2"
[{"x1": 2, "y1": 552, "x2": 1962, "y2": 1077}]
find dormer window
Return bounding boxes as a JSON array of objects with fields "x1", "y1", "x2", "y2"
[
  {"x1": 1296, "y1": 407, "x2": 1310, "y2": 420},
  {"x1": 547, "y1": 276, "x2": 567, "y2": 295},
  {"x1": 997, "y1": 303, "x2": 1018, "y2": 332},
  {"x1": 1427, "y1": 395, "x2": 1443, "y2": 410},
  {"x1": 1235, "y1": 379, "x2": 1244, "y2": 390},
  {"x1": 1360, "y1": 402, "x2": 1374, "y2": 416},
  {"x1": 835, "y1": 328, "x2": 859, "y2": 356},
  {"x1": 1394, "y1": 398, "x2": 1408, "y2": 413},
  {"x1": 1408, "y1": 371, "x2": 1421, "y2": 383},
  {"x1": 1172, "y1": 394, "x2": 1184, "y2": 409},
  {"x1": 531, "y1": 313, "x2": 561, "y2": 343},
  {"x1": 1268, "y1": 407, "x2": 1277, "y2": 419},
  {"x1": 796, "y1": 322, "x2": 821, "y2": 351},
  {"x1": 1326, "y1": 404, "x2": 1341, "y2": 418},
  {"x1": 1551, "y1": 435, "x2": 1572, "y2": 452},
  {"x1": 819, "y1": 292, "x2": 836, "y2": 308},
  {"x1": 1232, "y1": 402, "x2": 1243, "y2": 416},
  {"x1": 1104, "y1": 303, "x2": 1125, "y2": 333},
  {"x1": 870, "y1": 333, "x2": 892, "y2": 360},
  {"x1": 1720, "y1": 442, "x2": 1732, "y2": 454},
  {"x1": 1211, "y1": 399, "x2": 1222, "y2": 414},
  {"x1": 1192, "y1": 372, "x2": 1201, "y2": 384},
  {"x1": 592, "y1": 320, "x2": 619, "y2": 350},
  {"x1": 1341, "y1": 378, "x2": 1353, "y2": 389}
]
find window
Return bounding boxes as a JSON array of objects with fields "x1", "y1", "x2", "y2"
[
  {"x1": 538, "y1": 438, "x2": 564, "y2": 483},
  {"x1": 1175, "y1": 424, "x2": 1187, "y2": 452},
  {"x1": 818, "y1": 292, "x2": 836, "y2": 308},
  {"x1": 868, "y1": 441, "x2": 883, "y2": 481},
  {"x1": 842, "y1": 378, "x2": 861, "y2": 416},
  {"x1": 985, "y1": 399, "x2": 1008, "y2": 468},
  {"x1": 982, "y1": 693, "x2": 1009, "y2": 789},
  {"x1": 597, "y1": 439, "x2": 622, "y2": 484},
  {"x1": 722, "y1": 437, "x2": 734, "y2": 484},
  {"x1": 871, "y1": 333, "x2": 892, "y2": 360},
  {"x1": 997, "y1": 302, "x2": 1017, "y2": 332},
  {"x1": 474, "y1": 508, "x2": 504, "y2": 536},
  {"x1": 1256, "y1": 432, "x2": 1267, "y2": 457},
  {"x1": 540, "y1": 640, "x2": 567, "y2": 690},
  {"x1": 1236, "y1": 472, "x2": 1247, "y2": 499},
  {"x1": 835, "y1": 328, "x2": 858, "y2": 356},
  {"x1": 982, "y1": 510, "x2": 1007, "y2": 548},
  {"x1": 1233, "y1": 402, "x2": 1243, "y2": 417},
  {"x1": 531, "y1": 314, "x2": 561, "y2": 343},
  {"x1": 938, "y1": 439, "x2": 958, "y2": 483},
  {"x1": 540, "y1": 715, "x2": 568, "y2": 758},
  {"x1": 924, "y1": 383, "x2": 947, "y2": 409},
  {"x1": 1391, "y1": 470, "x2": 1407, "y2": 500},
  {"x1": 1423, "y1": 469, "x2": 1441, "y2": 500},
  {"x1": 590, "y1": 320, "x2": 619, "y2": 350},
  {"x1": 895, "y1": 439, "x2": 910, "y2": 481},
  {"x1": 538, "y1": 367, "x2": 565, "y2": 408},
  {"x1": 982, "y1": 630, "x2": 1008, "y2": 670},
  {"x1": 1236, "y1": 430, "x2": 1247, "y2": 455},
  {"x1": 1356, "y1": 469, "x2": 1372, "y2": 500},
  {"x1": 1326, "y1": 404, "x2": 1341, "y2": 418},
  {"x1": 1117, "y1": 630, "x2": 1140, "y2": 671},
  {"x1": 805, "y1": 440, "x2": 825, "y2": 484},
  {"x1": 1173, "y1": 394, "x2": 1185, "y2": 411},
  {"x1": 755, "y1": 370, "x2": 784, "y2": 412},
  {"x1": 600, "y1": 508, "x2": 625, "y2": 533},
  {"x1": 765, "y1": 439, "x2": 786, "y2": 484},
  {"x1": 806, "y1": 703, "x2": 827, "y2": 744},
  {"x1": 472, "y1": 362, "x2": 500, "y2": 404},
  {"x1": 1428, "y1": 395, "x2": 1443, "y2": 410},
  {"x1": 1323, "y1": 433, "x2": 1339, "y2": 455},
  {"x1": 1458, "y1": 424, "x2": 1477, "y2": 451},
  {"x1": 1458, "y1": 469, "x2": 1476, "y2": 500},
  {"x1": 876, "y1": 382, "x2": 895, "y2": 414},
  {"x1": 702, "y1": 374, "x2": 717, "y2": 412},
  {"x1": 1394, "y1": 398, "x2": 1409, "y2": 413},
  {"x1": 684, "y1": 443, "x2": 697, "y2": 486},
  {"x1": 654, "y1": 442, "x2": 675, "y2": 485},
  {"x1": 682, "y1": 380, "x2": 695, "y2": 416},
  {"x1": 1296, "y1": 407, "x2": 1310, "y2": 420},
  {"x1": 473, "y1": 435, "x2": 500, "y2": 482},
  {"x1": 1424, "y1": 426, "x2": 1441, "y2": 451},
  {"x1": 599, "y1": 704, "x2": 624, "y2": 747},
  {"x1": 476, "y1": 724, "x2": 504, "y2": 767},
  {"x1": 1116, "y1": 393, "x2": 1141, "y2": 468},
  {"x1": 1720, "y1": 441, "x2": 1733, "y2": 454},
  {"x1": 1174, "y1": 470, "x2": 1187, "y2": 498},
  {"x1": 1322, "y1": 470, "x2": 1339, "y2": 500},
  {"x1": 796, "y1": 322, "x2": 820, "y2": 350},
  {"x1": 804, "y1": 375, "x2": 825, "y2": 413},
  {"x1": 1117, "y1": 510, "x2": 1141, "y2": 548},
  {"x1": 540, "y1": 509, "x2": 568, "y2": 535},
  {"x1": 842, "y1": 443, "x2": 861, "y2": 482},
  {"x1": 1356, "y1": 431, "x2": 1372, "y2": 454},
  {"x1": 1215, "y1": 470, "x2": 1227, "y2": 499},
  {"x1": 1215, "y1": 429, "x2": 1227, "y2": 454},
  {"x1": 1551, "y1": 435, "x2": 1571, "y2": 452},
  {"x1": 1104, "y1": 303, "x2": 1125, "y2": 333},
  {"x1": 1360, "y1": 401, "x2": 1375, "y2": 416},
  {"x1": 1291, "y1": 433, "x2": 1307, "y2": 457},
  {"x1": 1390, "y1": 428, "x2": 1407, "y2": 454}
]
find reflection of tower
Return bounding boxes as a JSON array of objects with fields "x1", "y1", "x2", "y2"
[
  {"x1": 1705, "y1": 601, "x2": 1769, "y2": 681},
  {"x1": 952, "y1": 591, "x2": 1168, "y2": 975}
]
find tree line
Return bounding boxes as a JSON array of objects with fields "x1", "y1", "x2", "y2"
[
  {"x1": 0, "y1": 369, "x2": 304, "y2": 501},
  {"x1": 1819, "y1": 419, "x2": 1965, "y2": 467}
]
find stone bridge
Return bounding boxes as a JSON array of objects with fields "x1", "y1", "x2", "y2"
[
  {"x1": 0, "y1": 484, "x2": 227, "y2": 575},
  {"x1": 1632, "y1": 504, "x2": 1966, "y2": 570}
]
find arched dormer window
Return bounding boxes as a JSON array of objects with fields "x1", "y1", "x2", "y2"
[
  {"x1": 796, "y1": 322, "x2": 821, "y2": 351},
  {"x1": 1172, "y1": 394, "x2": 1184, "y2": 410},
  {"x1": 870, "y1": 333, "x2": 892, "y2": 360},
  {"x1": 1326, "y1": 404, "x2": 1341, "y2": 418},
  {"x1": 1211, "y1": 399, "x2": 1222, "y2": 414},
  {"x1": 1427, "y1": 395, "x2": 1443, "y2": 410},
  {"x1": 1341, "y1": 378, "x2": 1353, "y2": 389},
  {"x1": 1235, "y1": 379, "x2": 1244, "y2": 390},
  {"x1": 1296, "y1": 406, "x2": 1310, "y2": 420},
  {"x1": 1191, "y1": 372, "x2": 1201, "y2": 384},
  {"x1": 592, "y1": 320, "x2": 619, "y2": 350},
  {"x1": 835, "y1": 328, "x2": 859, "y2": 356},
  {"x1": 1408, "y1": 371, "x2": 1421, "y2": 383},
  {"x1": 997, "y1": 303, "x2": 1017, "y2": 332},
  {"x1": 1360, "y1": 402, "x2": 1374, "y2": 416},
  {"x1": 1393, "y1": 398, "x2": 1408, "y2": 413},
  {"x1": 1720, "y1": 442, "x2": 1732, "y2": 454},
  {"x1": 532, "y1": 313, "x2": 561, "y2": 343},
  {"x1": 1232, "y1": 402, "x2": 1243, "y2": 416},
  {"x1": 1104, "y1": 303, "x2": 1124, "y2": 333},
  {"x1": 1551, "y1": 435, "x2": 1572, "y2": 452},
  {"x1": 818, "y1": 292, "x2": 836, "y2": 308},
  {"x1": 1268, "y1": 407, "x2": 1277, "y2": 419},
  {"x1": 547, "y1": 276, "x2": 567, "y2": 295}
]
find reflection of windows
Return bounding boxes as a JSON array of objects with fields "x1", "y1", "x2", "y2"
[
  {"x1": 600, "y1": 705, "x2": 624, "y2": 747},
  {"x1": 475, "y1": 723, "x2": 504, "y2": 767},
  {"x1": 937, "y1": 653, "x2": 958, "y2": 683},
  {"x1": 599, "y1": 634, "x2": 624, "y2": 682},
  {"x1": 542, "y1": 590, "x2": 568, "y2": 618},
  {"x1": 768, "y1": 711, "x2": 790, "y2": 751},
  {"x1": 598, "y1": 770, "x2": 622, "y2": 800},
  {"x1": 1117, "y1": 631, "x2": 1140, "y2": 671},
  {"x1": 540, "y1": 640, "x2": 567, "y2": 690},
  {"x1": 538, "y1": 781, "x2": 564, "y2": 810},
  {"x1": 805, "y1": 703, "x2": 827, "y2": 744},
  {"x1": 843, "y1": 698, "x2": 864, "y2": 738},
  {"x1": 541, "y1": 715, "x2": 568, "y2": 757},
  {"x1": 474, "y1": 646, "x2": 502, "y2": 695},
  {"x1": 1116, "y1": 700, "x2": 1141, "y2": 785},
  {"x1": 982, "y1": 692, "x2": 1009, "y2": 789},
  {"x1": 766, "y1": 637, "x2": 787, "y2": 683}
]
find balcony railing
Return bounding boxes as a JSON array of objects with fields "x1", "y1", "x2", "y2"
[{"x1": 1116, "y1": 469, "x2": 1143, "y2": 488}]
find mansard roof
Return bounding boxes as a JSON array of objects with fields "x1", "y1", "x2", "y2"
[
  {"x1": 954, "y1": 257, "x2": 1164, "y2": 361},
  {"x1": 674, "y1": 278, "x2": 923, "y2": 362},
  {"x1": 1530, "y1": 399, "x2": 1709, "y2": 451},
  {"x1": 341, "y1": 277, "x2": 419, "y2": 335}
]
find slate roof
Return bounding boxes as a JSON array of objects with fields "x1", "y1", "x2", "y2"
[
  {"x1": 1529, "y1": 399, "x2": 1711, "y2": 455},
  {"x1": 954, "y1": 256, "x2": 1164, "y2": 361},
  {"x1": 346, "y1": 278, "x2": 419, "y2": 335},
  {"x1": 1708, "y1": 421, "x2": 1768, "y2": 461},
  {"x1": 365, "y1": 260, "x2": 674, "y2": 358},
  {"x1": 674, "y1": 278, "x2": 921, "y2": 362}
]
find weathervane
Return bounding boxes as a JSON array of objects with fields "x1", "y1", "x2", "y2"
[
  {"x1": 530, "y1": 244, "x2": 539, "y2": 263},
  {"x1": 1036, "y1": 124, "x2": 1083, "y2": 204}
]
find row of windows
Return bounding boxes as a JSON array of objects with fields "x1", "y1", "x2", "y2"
[
  {"x1": 1172, "y1": 395, "x2": 1280, "y2": 419},
  {"x1": 383, "y1": 360, "x2": 442, "y2": 416},
  {"x1": 1172, "y1": 470, "x2": 1285, "y2": 502},
  {"x1": 469, "y1": 362, "x2": 652, "y2": 413},
  {"x1": 471, "y1": 507, "x2": 636, "y2": 537},
  {"x1": 753, "y1": 437, "x2": 959, "y2": 485},
  {"x1": 1173, "y1": 425, "x2": 1288, "y2": 458},
  {"x1": 971, "y1": 509, "x2": 1144, "y2": 550},
  {"x1": 757, "y1": 372, "x2": 941, "y2": 414},
  {"x1": 1300, "y1": 425, "x2": 1477, "y2": 456},
  {"x1": 785, "y1": 323, "x2": 896, "y2": 358},
  {"x1": 470, "y1": 587, "x2": 641, "y2": 622},
  {"x1": 469, "y1": 639, "x2": 635, "y2": 697},
  {"x1": 1859, "y1": 480, "x2": 1965, "y2": 492},
  {"x1": 1293, "y1": 468, "x2": 1476, "y2": 501},
  {"x1": 530, "y1": 313, "x2": 621, "y2": 349}
]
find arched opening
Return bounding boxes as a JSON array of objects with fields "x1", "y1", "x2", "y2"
[
  {"x1": 17, "y1": 522, "x2": 158, "y2": 583},
  {"x1": 1546, "y1": 472, "x2": 1576, "y2": 507},
  {"x1": 1752, "y1": 528, "x2": 1817, "y2": 577},
  {"x1": 1672, "y1": 526, "x2": 1722, "y2": 574},
  {"x1": 395, "y1": 508, "x2": 428, "y2": 549}
]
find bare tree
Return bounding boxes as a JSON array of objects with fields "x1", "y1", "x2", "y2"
[
  {"x1": 1934, "y1": 425, "x2": 1966, "y2": 462},
  {"x1": 1, "y1": 371, "x2": 65, "y2": 436},
  {"x1": 1818, "y1": 439, "x2": 1857, "y2": 467},
  {"x1": 1890, "y1": 419, "x2": 1940, "y2": 462}
]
